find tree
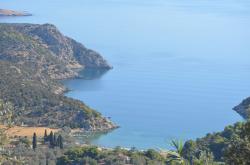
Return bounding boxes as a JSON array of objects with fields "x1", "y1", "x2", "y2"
[
  {"x1": 32, "y1": 132, "x2": 37, "y2": 150},
  {"x1": 182, "y1": 140, "x2": 197, "y2": 162},
  {"x1": 44, "y1": 129, "x2": 48, "y2": 143},
  {"x1": 224, "y1": 121, "x2": 250, "y2": 165},
  {"x1": 57, "y1": 135, "x2": 63, "y2": 149},
  {"x1": 167, "y1": 139, "x2": 185, "y2": 164},
  {"x1": 49, "y1": 131, "x2": 54, "y2": 148},
  {"x1": 145, "y1": 149, "x2": 162, "y2": 160},
  {"x1": 53, "y1": 134, "x2": 56, "y2": 146}
]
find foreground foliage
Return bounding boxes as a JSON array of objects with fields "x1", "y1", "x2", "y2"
[
  {"x1": 58, "y1": 146, "x2": 175, "y2": 165},
  {"x1": 1, "y1": 121, "x2": 250, "y2": 164},
  {"x1": 183, "y1": 121, "x2": 250, "y2": 164}
]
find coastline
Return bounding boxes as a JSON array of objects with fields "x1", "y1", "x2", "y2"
[
  {"x1": 0, "y1": 72, "x2": 119, "y2": 137},
  {"x1": 0, "y1": 9, "x2": 32, "y2": 16},
  {"x1": 0, "y1": 22, "x2": 117, "y2": 136},
  {"x1": 61, "y1": 73, "x2": 119, "y2": 132}
]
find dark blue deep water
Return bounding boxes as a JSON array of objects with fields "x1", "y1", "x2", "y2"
[{"x1": 1, "y1": 0, "x2": 250, "y2": 149}]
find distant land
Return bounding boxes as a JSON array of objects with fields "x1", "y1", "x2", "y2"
[{"x1": 0, "y1": 9, "x2": 31, "y2": 16}]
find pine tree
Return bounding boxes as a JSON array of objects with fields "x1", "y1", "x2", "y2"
[
  {"x1": 56, "y1": 135, "x2": 60, "y2": 148},
  {"x1": 58, "y1": 135, "x2": 63, "y2": 149},
  {"x1": 53, "y1": 134, "x2": 56, "y2": 147},
  {"x1": 49, "y1": 131, "x2": 54, "y2": 147},
  {"x1": 56, "y1": 135, "x2": 59, "y2": 147},
  {"x1": 32, "y1": 132, "x2": 37, "y2": 150},
  {"x1": 44, "y1": 129, "x2": 48, "y2": 143}
]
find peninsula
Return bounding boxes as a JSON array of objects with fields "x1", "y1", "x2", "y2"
[{"x1": 0, "y1": 23, "x2": 116, "y2": 131}]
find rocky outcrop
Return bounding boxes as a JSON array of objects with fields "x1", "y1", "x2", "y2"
[
  {"x1": 0, "y1": 9, "x2": 31, "y2": 16},
  {"x1": 0, "y1": 23, "x2": 112, "y2": 80},
  {"x1": 233, "y1": 97, "x2": 250, "y2": 119}
]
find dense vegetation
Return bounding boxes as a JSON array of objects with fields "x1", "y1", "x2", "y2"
[
  {"x1": 183, "y1": 121, "x2": 250, "y2": 164},
  {"x1": 56, "y1": 145, "x2": 221, "y2": 165},
  {"x1": 57, "y1": 146, "x2": 176, "y2": 165}
]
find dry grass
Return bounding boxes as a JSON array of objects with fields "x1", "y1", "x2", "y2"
[{"x1": 0, "y1": 125, "x2": 59, "y2": 138}]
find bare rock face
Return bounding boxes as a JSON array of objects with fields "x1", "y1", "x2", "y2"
[
  {"x1": 0, "y1": 23, "x2": 112, "y2": 80},
  {"x1": 233, "y1": 97, "x2": 250, "y2": 119}
]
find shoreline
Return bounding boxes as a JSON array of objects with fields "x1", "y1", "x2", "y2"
[{"x1": 59, "y1": 69, "x2": 119, "y2": 131}]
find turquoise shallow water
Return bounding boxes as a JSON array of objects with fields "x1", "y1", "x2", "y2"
[{"x1": 1, "y1": 0, "x2": 250, "y2": 149}]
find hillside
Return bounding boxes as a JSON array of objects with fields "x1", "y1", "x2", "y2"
[
  {"x1": 0, "y1": 61, "x2": 115, "y2": 130},
  {"x1": 0, "y1": 23, "x2": 115, "y2": 131},
  {"x1": 0, "y1": 23, "x2": 111, "y2": 80}
]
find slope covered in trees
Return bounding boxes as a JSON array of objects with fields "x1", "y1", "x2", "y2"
[
  {"x1": 0, "y1": 61, "x2": 115, "y2": 130},
  {"x1": 0, "y1": 23, "x2": 115, "y2": 131},
  {"x1": 182, "y1": 121, "x2": 250, "y2": 164}
]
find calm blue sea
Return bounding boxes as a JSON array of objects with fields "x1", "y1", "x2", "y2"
[{"x1": 1, "y1": 0, "x2": 250, "y2": 149}]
